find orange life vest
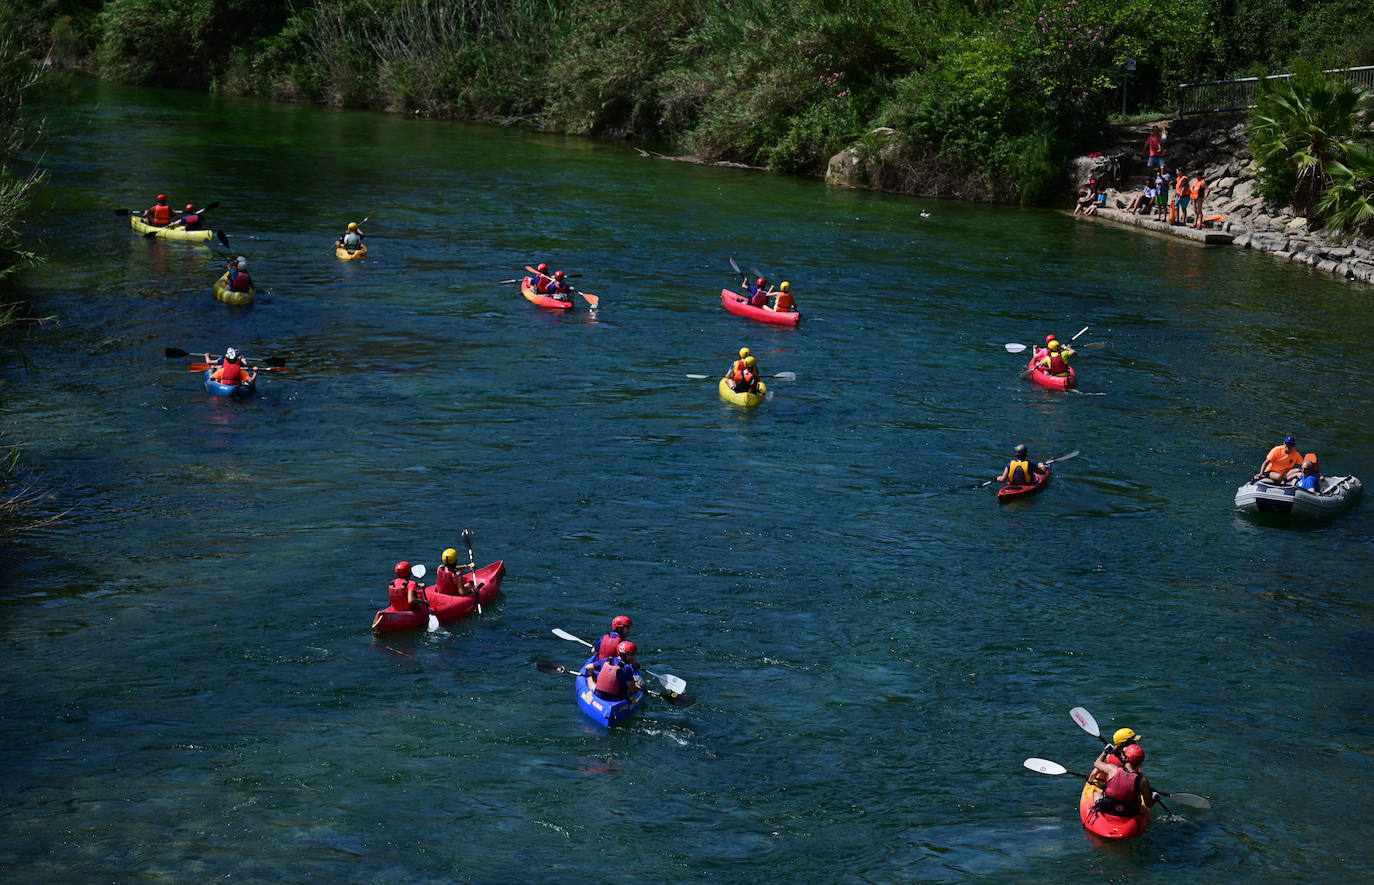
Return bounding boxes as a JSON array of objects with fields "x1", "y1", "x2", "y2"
[
  {"x1": 1006, "y1": 459, "x2": 1033, "y2": 484},
  {"x1": 1175, "y1": 177, "x2": 1188, "y2": 197},
  {"x1": 1189, "y1": 178, "x2": 1203, "y2": 199},
  {"x1": 774, "y1": 292, "x2": 794, "y2": 311},
  {"x1": 147, "y1": 203, "x2": 171, "y2": 225}
]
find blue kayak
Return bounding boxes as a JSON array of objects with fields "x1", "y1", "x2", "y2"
[
  {"x1": 576, "y1": 657, "x2": 645, "y2": 727},
  {"x1": 203, "y1": 369, "x2": 256, "y2": 399}
]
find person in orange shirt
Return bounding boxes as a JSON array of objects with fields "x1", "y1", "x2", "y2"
[{"x1": 1258, "y1": 435, "x2": 1304, "y2": 484}]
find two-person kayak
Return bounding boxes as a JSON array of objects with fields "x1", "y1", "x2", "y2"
[
  {"x1": 371, "y1": 560, "x2": 506, "y2": 633},
  {"x1": 720, "y1": 288, "x2": 801, "y2": 326}
]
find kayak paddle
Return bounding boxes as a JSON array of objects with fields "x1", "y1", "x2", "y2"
[
  {"x1": 975, "y1": 449, "x2": 1079, "y2": 489},
  {"x1": 1068, "y1": 707, "x2": 1212, "y2": 811},
  {"x1": 685, "y1": 371, "x2": 796, "y2": 381},
  {"x1": 144, "y1": 202, "x2": 220, "y2": 237},
  {"x1": 462, "y1": 526, "x2": 480, "y2": 615}
]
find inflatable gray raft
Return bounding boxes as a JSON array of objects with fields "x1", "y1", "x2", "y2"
[{"x1": 1234, "y1": 475, "x2": 1363, "y2": 520}]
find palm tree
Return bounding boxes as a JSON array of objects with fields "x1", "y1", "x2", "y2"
[
  {"x1": 1247, "y1": 67, "x2": 1372, "y2": 220},
  {"x1": 1317, "y1": 142, "x2": 1374, "y2": 237}
]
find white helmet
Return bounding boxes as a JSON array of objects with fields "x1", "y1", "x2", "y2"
[
  {"x1": 225, "y1": 347, "x2": 238, "y2": 360},
  {"x1": 236, "y1": 256, "x2": 248, "y2": 269}
]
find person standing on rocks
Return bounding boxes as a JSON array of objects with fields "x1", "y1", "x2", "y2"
[
  {"x1": 1191, "y1": 173, "x2": 1209, "y2": 228},
  {"x1": 1145, "y1": 126, "x2": 1165, "y2": 171}
]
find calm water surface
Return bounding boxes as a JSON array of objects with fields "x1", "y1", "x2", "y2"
[{"x1": 2, "y1": 76, "x2": 1372, "y2": 882}]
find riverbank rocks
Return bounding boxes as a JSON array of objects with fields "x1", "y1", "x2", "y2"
[
  {"x1": 826, "y1": 128, "x2": 902, "y2": 190},
  {"x1": 1068, "y1": 114, "x2": 1374, "y2": 288}
]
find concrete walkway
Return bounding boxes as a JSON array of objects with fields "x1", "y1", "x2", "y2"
[{"x1": 1072, "y1": 204, "x2": 1235, "y2": 245}]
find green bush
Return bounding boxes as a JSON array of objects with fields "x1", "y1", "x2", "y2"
[{"x1": 96, "y1": 0, "x2": 214, "y2": 87}]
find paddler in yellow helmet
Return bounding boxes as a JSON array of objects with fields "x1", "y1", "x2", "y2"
[
  {"x1": 434, "y1": 546, "x2": 475, "y2": 597},
  {"x1": 337, "y1": 221, "x2": 365, "y2": 251},
  {"x1": 772, "y1": 281, "x2": 795, "y2": 312}
]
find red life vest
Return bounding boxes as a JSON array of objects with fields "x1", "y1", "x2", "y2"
[
  {"x1": 595, "y1": 632, "x2": 622, "y2": 658},
  {"x1": 182, "y1": 213, "x2": 201, "y2": 229},
  {"x1": 595, "y1": 660, "x2": 624, "y2": 697},
  {"x1": 1100, "y1": 769, "x2": 1142, "y2": 814},
  {"x1": 1045, "y1": 352, "x2": 1068, "y2": 375},
  {"x1": 148, "y1": 203, "x2": 171, "y2": 225},
  {"x1": 534, "y1": 276, "x2": 549, "y2": 294},
  {"x1": 219, "y1": 359, "x2": 244, "y2": 384},
  {"x1": 729, "y1": 359, "x2": 747, "y2": 386},
  {"x1": 388, "y1": 578, "x2": 420, "y2": 610},
  {"x1": 435, "y1": 565, "x2": 461, "y2": 595},
  {"x1": 229, "y1": 270, "x2": 252, "y2": 292}
]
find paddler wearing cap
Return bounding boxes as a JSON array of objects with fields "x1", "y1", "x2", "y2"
[{"x1": 1258, "y1": 434, "x2": 1304, "y2": 484}]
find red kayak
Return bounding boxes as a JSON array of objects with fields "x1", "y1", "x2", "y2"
[
  {"x1": 997, "y1": 466, "x2": 1050, "y2": 502},
  {"x1": 522, "y1": 277, "x2": 574, "y2": 311},
  {"x1": 372, "y1": 560, "x2": 506, "y2": 633},
  {"x1": 721, "y1": 288, "x2": 801, "y2": 327},
  {"x1": 1079, "y1": 771, "x2": 1151, "y2": 840},
  {"x1": 1027, "y1": 352, "x2": 1077, "y2": 390}
]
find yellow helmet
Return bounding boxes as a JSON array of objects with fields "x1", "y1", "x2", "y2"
[
  {"x1": 744, "y1": 356, "x2": 757, "y2": 368},
  {"x1": 780, "y1": 281, "x2": 790, "y2": 292},
  {"x1": 1048, "y1": 340, "x2": 1061, "y2": 351},
  {"x1": 1113, "y1": 727, "x2": 1138, "y2": 745},
  {"x1": 442, "y1": 548, "x2": 458, "y2": 566},
  {"x1": 738, "y1": 347, "x2": 751, "y2": 359},
  {"x1": 347, "y1": 222, "x2": 359, "y2": 231}
]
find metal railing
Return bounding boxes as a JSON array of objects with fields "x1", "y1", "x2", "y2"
[{"x1": 1179, "y1": 65, "x2": 1374, "y2": 116}]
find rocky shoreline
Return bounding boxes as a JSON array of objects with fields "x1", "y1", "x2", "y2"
[
  {"x1": 826, "y1": 117, "x2": 1374, "y2": 288},
  {"x1": 1071, "y1": 115, "x2": 1374, "y2": 286}
]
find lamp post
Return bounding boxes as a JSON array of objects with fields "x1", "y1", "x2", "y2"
[{"x1": 1122, "y1": 58, "x2": 1136, "y2": 116}]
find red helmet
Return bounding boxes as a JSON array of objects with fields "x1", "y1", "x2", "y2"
[
  {"x1": 394, "y1": 561, "x2": 411, "y2": 578},
  {"x1": 537, "y1": 263, "x2": 548, "y2": 273},
  {"x1": 156, "y1": 194, "x2": 167, "y2": 203},
  {"x1": 616, "y1": 640, "x2": 637, "y2": 657},
  {"x1": 756, "y1": 277, "x2": 767, "y2": 286},
  {"x1": 554, "y1": 270, "x2": 565, "y2": 280},
  {"x1": 1122, "y1": 744, "x2": 1145, "y2": 765},
  {"x1": 611, "y1": 615, "x2": 632, "y2": 632},
  {"x1": 185, "y1": 203, "x2": 195, "y2": 212},
  {"x1": 1045, "y1": 334, "x2": 1057, "y2": 344}
]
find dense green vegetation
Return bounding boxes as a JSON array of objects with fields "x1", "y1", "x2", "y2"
[
  {"x1": 21, "y1": 0, "x2": 1374, "y2": 203},
  {"x1": 1249, "y1": 63, "x2": 1374, "y2": 235}
]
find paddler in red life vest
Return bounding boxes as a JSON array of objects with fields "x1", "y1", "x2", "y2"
[
  {"x1": 205, "y1": 347, "x2": 257, "y2": 387},
  {"x1": 388, "y1": 561, "x2": 426, "y2": 612},
  {"x1": 546, "y1": 269, "x2": 574, "y2": 302},
  {"x1": 595, "y1": 615, "x2": 633, "y2": 658},
  {"x1": 434, "y1": 547, "x2": 476, "y2": 597},
  {"x1": 1091, "y1": 743, "x2": 1157, "y2": 817},
  {"x1": 1034, "y1": 333, "x2": 1057, "y2": 363},
  {"x1": 997, "y1": 444, "x2": 1045, "y2": 485},
  {"x1": 532, "y1": 262, "x2": 551, "y2": 293},
  {"x1": 771, "y1": 281, "x2": 795, "y2": 312},
  {"x1": 583, "y1": 641, "x2": 644, "y2": 701},
  {"x1": 178, "y1": 203, "x2": 205, "y2": 230},
  {"x1": 225, "y1": 256, "x2": 252, "y2": 292},
  {"x1": 747, "y1": 277, "x2": 770, "y2": 307},
  {"x1": 1037, "y1": 338, "x2": 1074, "y2": 376},
  {"x1": 1104, "y1": 727, "x2": 1142, "y2": 764},
  {"x1": 143, "y1": 194, "x2": 172, "y2": 226}
]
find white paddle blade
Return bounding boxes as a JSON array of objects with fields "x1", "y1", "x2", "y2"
[
  {"x1": 685, "y1": 374, "x2": 710, "y2": 379},
  {"x1": 427, "y1": 614, "x2": 440, "y2": 632},
  {"x1": 1165, "y1": 792, "x2": 1212, "y2": 810},
  {"x1": 410, "y1": 563, "x2": 427, "y2": 579},
  {"x1": 772, "y1": 371, "x2": 797, "y2": 381},
  {"x1": 1004, "y1": 343, "x2": 1028, "y2": 353},
  {"x1": 552, "y1": 628, "x2": 594, "y2": 648},
  {"x1": 1023, "y1": 758, "x2": 1068, "y2": 776},
  {"x1": 1070, "y1": 706, "x2": 1101, "y2": 738},
  {"x1": 656, "y1": 672, "x2": 687, "y2": 694}
]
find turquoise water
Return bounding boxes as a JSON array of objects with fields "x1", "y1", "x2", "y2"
[{"x1": 2, "y1": 76, "x2": 1372, "y2": 882}]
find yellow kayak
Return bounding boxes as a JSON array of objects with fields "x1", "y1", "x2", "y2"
[
  {"x1": 213, "y1": 271, "x2": 254, "y2": 306},
  {"x1": 129, "y1": 214, "x2": 216, "y2": 243},
  {"x1": 336, "y1": 243, "x2": 367, "y2": 260},
  {"x1": 718, "y1": 376, "x2": 767, "y2": 407}
]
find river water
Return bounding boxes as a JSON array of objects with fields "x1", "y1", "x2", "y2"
[{"x1": 2, "y1": 75, "x2": 1371, "y2": 882}]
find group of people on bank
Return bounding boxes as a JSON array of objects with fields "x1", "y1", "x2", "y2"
[{"x1": 1075, "y1": 127, "x2": 1216, "y2": 230}]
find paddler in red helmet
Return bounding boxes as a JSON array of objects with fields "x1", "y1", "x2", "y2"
[
  {"x1": 1091, "y1": 742, "x2": 1157, "y2": 816},
  {"x1": 583, "y1": 640, "x2": 644, "y2": 701},
  {"x1": 143, "y1": 193, "x2": 172, "y2": 227},
  {"x1": 595, "y1": 615, "x2": 632, "y2": 658},
  {"x1": 387, "y1": 561, "x2": 425, "y2": 612}
]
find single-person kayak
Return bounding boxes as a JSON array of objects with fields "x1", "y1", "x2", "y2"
[
  {"x1": 1234, "y1": 475, "x2": 1363, "y2": 521},
  {"x1": 213, "y1": 271, "x2": 254, "y2": 306},
  {"x1": 371, "y1": 560, "x2": 507, "y2": 633},
  {"x1": 522, "y1": 277, "x2": 574, "y2": 310},
  {"x1": 997, "y1": 465, "x2": 1050, "y2": 501},
  {"x1": 1079, "y1": 772, "x2": 1151, "y2": 840},
  {"x1": 1027, "y1": 354, "x2": 1077, "y2": 391},
  {"x1": 129, "y1": 214, "x2": 217, "y2": 244},
  {"x1": 336, "y1": 243, "x2": 367, "y2": 260},
  {"x1": 718, "y1": 376, "x2": 767, "y2": 407},
  {"x1": 721, "y1": 288, "x2": 801, "y2": 326},
  {"x1": 203, "y1": 369, "x2": 256, "y2": 399},
  {"x1": 576, "y1": 656, "x2": 646, "y2": 727}
]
